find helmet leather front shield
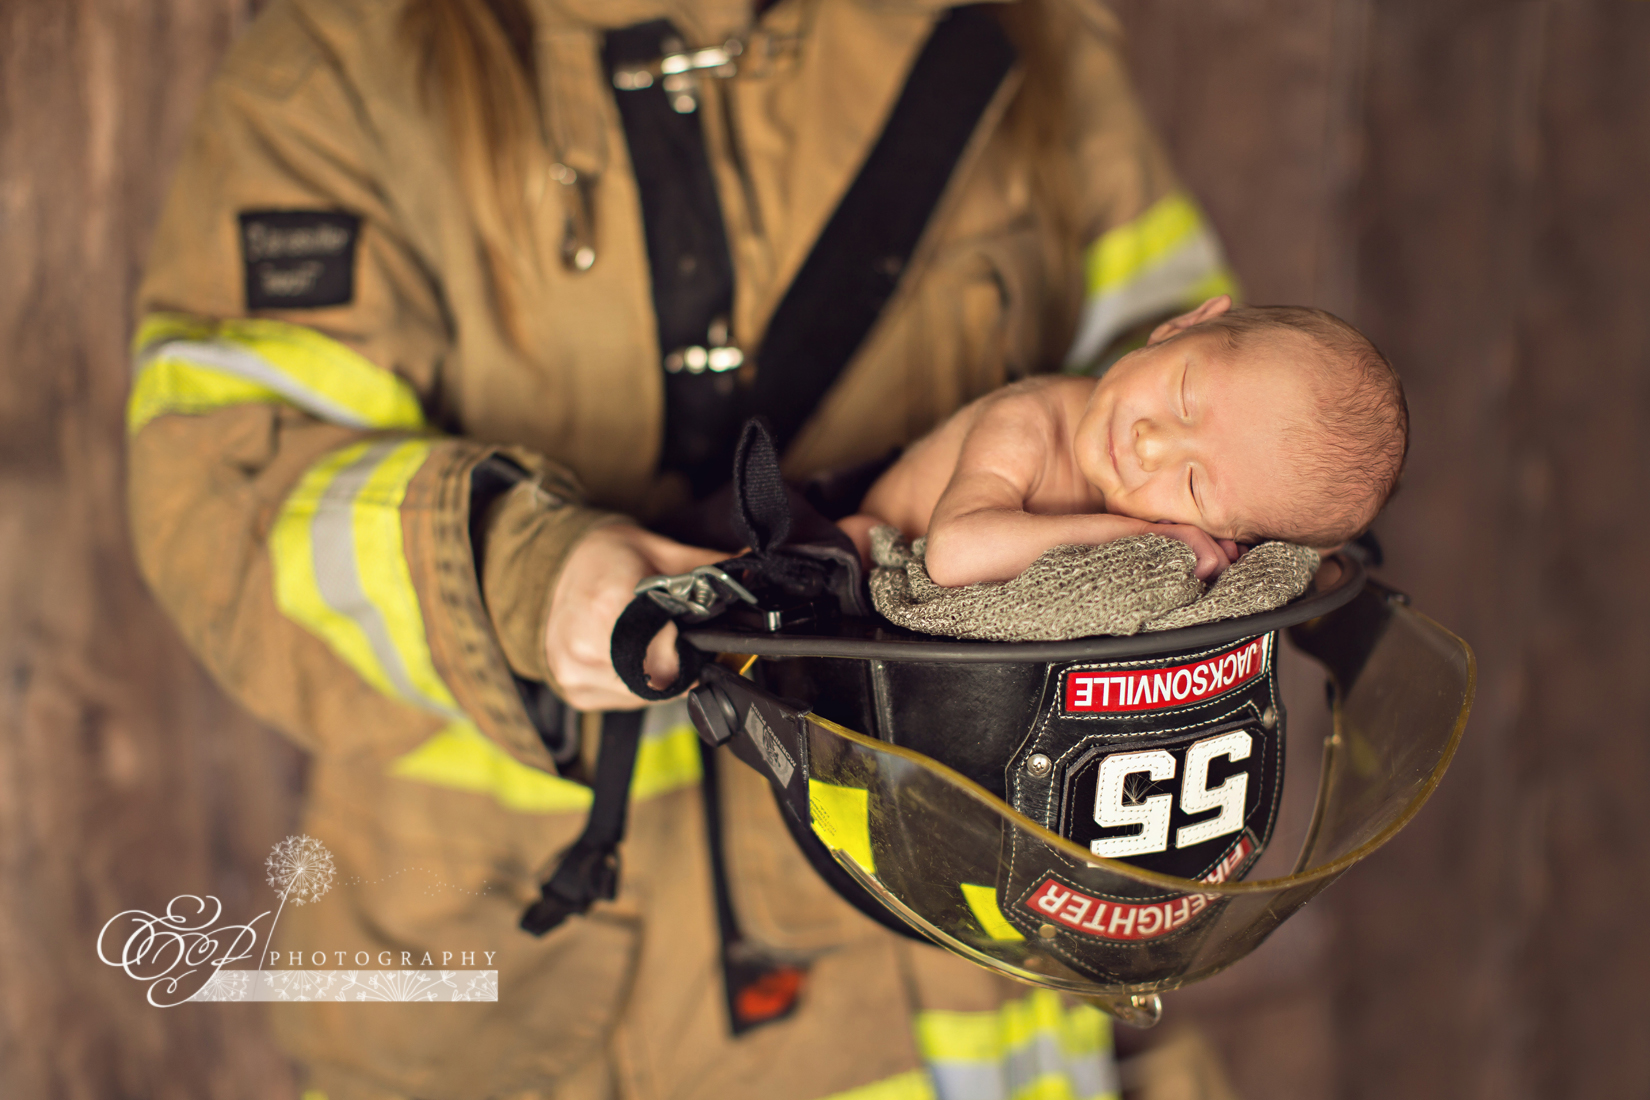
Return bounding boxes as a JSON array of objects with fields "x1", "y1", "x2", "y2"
[{"x1": 686, "y1": 566, "x2": 1474, "y2": 1019}]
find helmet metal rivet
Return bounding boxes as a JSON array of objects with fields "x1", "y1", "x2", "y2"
[
  {"x1": 1261, "y1": 707, "x2": 1278, "y2": 730},
  {"x1": 1026, "y1": 753, "x2": 1053, "y2": 778},
  {"x1": 1037, "y1": 923, "x2": 1057, "y2": 939}
]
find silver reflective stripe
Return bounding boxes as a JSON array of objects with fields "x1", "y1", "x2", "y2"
[
  {"x1": 1065, "y1": 1051, "x2": 1117, "y2": 1100},
  {"x1": 1006, "y1": 1031, "x2": 1068, "y2": 1090},
  {"x1": 928, "y1": 1063, "x2": 1005, "y2": 1100},
  {"x1": 310, "y1": 442, "x2": 456, "y2": 716},
  {"x1": 136, "y1": 339, "x2": 373, "y2": 428},
  {"x1": 1063, "y1": 229, "x2": 1225, "y2": 370},
  {"x1": 929, "y1": 1032, "x2": 1115, "y2": 1100}
]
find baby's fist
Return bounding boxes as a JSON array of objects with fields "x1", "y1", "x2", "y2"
[{"x1": 1151, "y1": 522, "x2": 1238, "y2": 582}]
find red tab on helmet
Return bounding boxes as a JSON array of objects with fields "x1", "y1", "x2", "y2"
[
  {"x1": 1063, "y1": 636, "x2": 1269, "y2": 715},
  {"x1": 1024, "y1": 834, "x2": 1254, "y2": 941}
]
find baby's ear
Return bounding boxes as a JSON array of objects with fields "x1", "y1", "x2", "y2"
[{"x1": 1147, "y1": 295, "x2": 1233, "y2": 346}]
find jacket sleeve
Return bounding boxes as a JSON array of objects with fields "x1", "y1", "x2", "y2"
[
  {"x1": 1054, "y1": 0, "x2": 1241, "y2": 370},
  {"x1": 129, "y1": 0, "x2": 609, "y2": 772}
]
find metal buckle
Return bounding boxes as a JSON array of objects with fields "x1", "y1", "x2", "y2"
[
  {"x1": 635, "y1": 565, "x2": 760, "y2": 623},
  {"x1": 611, "y1": 38, "x2": 744, "y2": 114},
  {"x1": 664, "y1": 345, "x2": 744, "y2": 374},
  {"x1": 665, "y1": 316, "x2": 744, "y2": 375}
]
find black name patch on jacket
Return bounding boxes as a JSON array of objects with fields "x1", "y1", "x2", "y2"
[{"x1": 239, "y1": 210, "x2": 360, "y2": 310}]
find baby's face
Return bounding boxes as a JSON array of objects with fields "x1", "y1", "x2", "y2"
[{"x1": 1072, "y1": 328, "x2": 1321, "y2": 542}]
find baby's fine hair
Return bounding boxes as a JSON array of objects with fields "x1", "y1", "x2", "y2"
[{"x1": 1197, "y1": 305, "x2": 1408, "y2": 547}]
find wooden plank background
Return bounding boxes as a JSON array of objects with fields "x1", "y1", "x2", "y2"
[
  {"x1": 0, "y1": 2, "x2": 304, "y2": 1098},
  {"x1": 1, "y1": 1, "x2": 1645, "y2": 1096}
]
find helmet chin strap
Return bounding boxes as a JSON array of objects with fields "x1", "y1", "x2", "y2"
[{"x1": 611, "y1": 418, "x2": 858, "y2": 700}]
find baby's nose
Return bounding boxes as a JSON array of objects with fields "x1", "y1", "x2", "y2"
[{"x1": 1133, "y1": 420, "x2": 1178, "y2": 471}]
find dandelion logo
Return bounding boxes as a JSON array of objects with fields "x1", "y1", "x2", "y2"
[
  {"x1": 260, "y1": 835, "x2": 336, "y2": 970},
  {"x1": 266, "y1": 835, "x2": 336, "y2": 906}
]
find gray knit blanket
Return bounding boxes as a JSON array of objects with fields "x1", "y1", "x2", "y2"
[{"x1": 868, "y1": 525, "x2": 1320, "y2": 642}]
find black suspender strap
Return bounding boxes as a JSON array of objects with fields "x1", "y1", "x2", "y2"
[
  {"x1": 608, "y1": 6, "x2": 1016, "y2": 498},
  {"x1": 603, "y1": 21, "x2": 744, "y2": 493},
  {"x1": 520, "y1": 710, "x2": 645, "y2": 935},
  {"x1": 746, "y1": 5, "x2": 1016, "y2": 462}
]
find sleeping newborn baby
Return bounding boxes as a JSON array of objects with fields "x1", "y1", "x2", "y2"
[{"x1": 840, "y1": 296, "x2": 1407, "y2": 587}]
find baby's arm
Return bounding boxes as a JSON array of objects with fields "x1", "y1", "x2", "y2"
[
  {"x1": 837, "y1": 394, "x2": 983, "y2": 565},
  {"x1": 844, "y1": 379, "x2": 1233, "y2": 585},
  {"x1": 925, "y1": 504, "x2": 1159, "y2": 588},
  {"x1": 919, "y1": 392, "x2": 1157, "y2": 586}
]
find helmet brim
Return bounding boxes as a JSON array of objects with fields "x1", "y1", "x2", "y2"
[{"x1": 685, "y1": 553, "x2": 1367, "y2": 662}]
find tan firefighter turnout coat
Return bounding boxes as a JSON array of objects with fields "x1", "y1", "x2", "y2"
[{"x1": 129, "y1": 0, "x2": 1234, "y2": 1097}]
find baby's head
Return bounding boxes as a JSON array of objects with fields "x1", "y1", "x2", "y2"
[{"x1": 1074, "y1": 297, "x2": 1408, "y2": 549}]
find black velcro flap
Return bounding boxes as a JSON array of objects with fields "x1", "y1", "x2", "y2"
[{"x1": 239, "y1": 209, "x2": 360, "y2": 310}]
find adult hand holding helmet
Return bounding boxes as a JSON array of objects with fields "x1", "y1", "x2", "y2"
[{"x1": 544, "y1": 523, "x2": 724, "y2": 711}]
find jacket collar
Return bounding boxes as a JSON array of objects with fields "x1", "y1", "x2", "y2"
[{"x1": 530, "y1": 0, "x2": 972, "y2": 38}]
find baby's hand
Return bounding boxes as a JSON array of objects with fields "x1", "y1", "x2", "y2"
[
  {"x1": 837, "y1": 514, "x2": 879, "y2": 569},
  {"x1": 1150, "y1": 523, "x2": 1241, "y2": 582}
]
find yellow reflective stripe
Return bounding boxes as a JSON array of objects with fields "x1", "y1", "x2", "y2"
[
  {"x1": 128, "y1": 312, "x2": 425, "y2": 433},
  {"x1": 920, "y1": 1005, "x2": 1013, "y2": 1063},
  {"x1": 390, "y1": 720, "x2": 594, "y2": 812},
  {"x1": 917, "y1": 989, "x2": 1070, "y2": 1062},
  {"x1": 127, "y1": 357, "x2": 290, "y2": 433},
  {"x1": 1065, "y1": 191, "x2": 1240, "y2": 371},
  {"x1": 631, "y1": 722, "x2": 704, "y2": 800},
  {"x1": 353, "y1": 441, "x2": 455, "y2": 708},
  {"x1": 960, "y1": 883, "x2": 1025, "y2": 942},
  {"x1": 270, "y1": 438, "x2": 459, "y2": 715},
  {"x1": 1057, "y1": 1004, "x2": 1109, "y2": 1060},
  {"x1": 389, "y1": 713, "x2": 704, "y2": 814},
  {"x1": 998, "y1": 990, "x2": 1067, "y2": 1053},
  {"x1": 917, "y1": 991, "x2": 1118, "y2": 1100},
  {"x1": 819, "y1": 1070, "x2": 935, "y2": 1100},
  {"x1": 270, "y1": 442, "x2": 396, "y2": 699},
  {"x1": 1085, "y1": 192, "x2": 1204, "y2": 296},
  {"x1": 1009, "y1": 1078, "x2": 1092, "y2": 1100},
  {"x1": 808, "y1": 779, "x2": 876, "y2": 873}
]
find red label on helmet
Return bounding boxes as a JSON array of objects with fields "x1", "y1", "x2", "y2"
[
  {"x1": 1062, "y1": 636, "x2": 1269, "y2": 715},
  {"x1": 1023, "y1": 834, "x2": 1254, "y2": 940}
]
